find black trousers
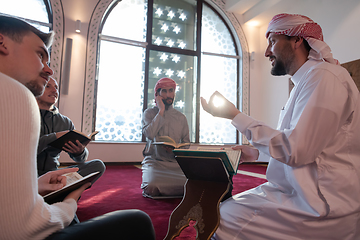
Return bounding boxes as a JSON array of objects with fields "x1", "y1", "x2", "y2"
[{"x1": 45, "y1": 209, "x2": 156, "y2": 240}]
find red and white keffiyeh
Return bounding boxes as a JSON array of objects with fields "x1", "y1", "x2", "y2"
[
  {"x1": 154, "y1": 77, "x2": 177, "y2": 98},
  {"x1": 266, "y1": 13, "x2": 339, "y2": 65}
]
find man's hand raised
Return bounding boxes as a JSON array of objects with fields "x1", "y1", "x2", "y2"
[
  {"x1": 155, "y1": 95, "x2": 166, "y2": 116},
  {"x1": 200, "y1": 91, "x2": 240, "y2": 120}
]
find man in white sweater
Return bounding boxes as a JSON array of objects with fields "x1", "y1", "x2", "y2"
[{"x1": 0, "y1": 15, "x2": 155, "y2": 240}]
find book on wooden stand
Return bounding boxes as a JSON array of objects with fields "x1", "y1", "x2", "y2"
[
  {"x1": 49, "y1": 130, "x2": 99, "y2": 150},
  {"x1": 152, "y1": 136, "x2": 190, "y2": 149},
  {"x1": 44, "y1": 171, "x2": 100, "y2": 204},
  {"x1": 165, "y1": 147, "x2": 241, "y2": 240},
  {"x1": 173, "y1": 147, "x2": 241, "y2": 176}
]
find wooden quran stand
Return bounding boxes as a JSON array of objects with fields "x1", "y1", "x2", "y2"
[{"x1": 164, "y1": 156, "x2": 231, "y2": 240}]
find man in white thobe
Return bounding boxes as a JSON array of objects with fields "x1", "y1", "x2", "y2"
[{"x1": 202, "y1": 13, "x2": 360, "y2": 240}]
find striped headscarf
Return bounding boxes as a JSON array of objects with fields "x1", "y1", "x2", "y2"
[
  {"x1": 154, "y1": 77, "x2": 177, "y2": 98},
  {"x1": 266, "y1": 13, "x2": 339, "y2": 65}
]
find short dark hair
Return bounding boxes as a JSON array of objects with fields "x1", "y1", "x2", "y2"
[
  {"x1": 303, "y1": 39, "x2": 311, "y2": 52},
  {"x1": 0, "y1": 15, "x2": 54, "y2": 48}
]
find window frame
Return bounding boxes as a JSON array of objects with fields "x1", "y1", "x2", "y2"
[
  {"x1": 82, "y1": 0, "x2": 250, "y2": 145},
  {"x1": 0, "y1": 0, "x2": 63, "y2": 80}
]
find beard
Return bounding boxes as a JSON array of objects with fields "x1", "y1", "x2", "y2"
[
  {"x1": 26, "y1": 80, "x2": 45, "y2": 97},
  {"x1": 270, "y1": 41, "x2": 295, "y2": 76},
  {"x1": 162, "y1": 98, "x2": 174, "y2": 107},
  {"x1": 271, "y1": 58, "x2": 288, "y2": 76}
]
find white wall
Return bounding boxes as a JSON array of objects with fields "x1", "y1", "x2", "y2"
[
  {"x1": 58, "y1": 0, "x2": 97, "y2": 128},
  {"x1": 58, "y1": 0, "x2": 99, "y2": 162},
  {"x1": 58, "y1": 0, "x2": 360, "y2": 163}
]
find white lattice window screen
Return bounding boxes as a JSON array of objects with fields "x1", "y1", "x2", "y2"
[
  {"x1": 96, "y1": 42, "x2": 145, "y2": 141},
  {"x1": 200, "y1": 55, "x2": 238, "y2": 143},
  {"x1": 101, "y1": 0, "x2": 147, "y2": 42},
  {"x1": 200, "y1": 4, "x2": 239, "y2": 144},
  {"x1": 96, "y1": 0, "x2": 147, "y2": 141}
]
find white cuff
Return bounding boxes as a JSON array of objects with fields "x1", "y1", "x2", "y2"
[{"x1": 231, "y1": 113, "x2": 254, "y2": 134}]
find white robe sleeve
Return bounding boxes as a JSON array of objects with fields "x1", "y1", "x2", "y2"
[{"x1": 233, "y1": 68, "x2": 353, "y2": 167}]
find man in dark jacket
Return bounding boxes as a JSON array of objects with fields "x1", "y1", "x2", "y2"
[{"x1": 36, "y1": 77, "x2": 105, "y2": 182}]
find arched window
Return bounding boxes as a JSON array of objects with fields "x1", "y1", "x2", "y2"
[
  {"x1": 0, "y1": 0, "x2": 63, "y2": 81},
  {"x1": 0, "y1": 0, "x2": 52, "y2": 33},
  {"x1": 86, "y1": 0, "x2": 249, "y2": 144}
]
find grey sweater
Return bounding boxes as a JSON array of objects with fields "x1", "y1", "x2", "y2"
[{"x1": 37, "y1": 107, "x2": 88, "y2": 175}]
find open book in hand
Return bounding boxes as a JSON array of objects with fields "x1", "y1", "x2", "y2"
[
  {"x1": 43, "y1": 171, "x2": 100, "y2": 204},
  {"x1": 173, "y1": 147, "x2": 242, "y2": 175},
  {"x1": 49, "y1": 130, "x2": 99, "y2": 150},
  {"x1": 152, "y1": 136, "x2": 190, "y2": 149}
]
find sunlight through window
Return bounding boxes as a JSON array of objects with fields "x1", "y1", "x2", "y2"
[
  {"x1": 95, "y1": 0, "x2": 241, "y2": 144},
  {"x1": 1, "y1": 0, "x2": 50, "y2": 32}
]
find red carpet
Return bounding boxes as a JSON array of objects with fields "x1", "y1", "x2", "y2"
[{"x1": 77, "y1": 164, "x2": 267, "y2": 240}]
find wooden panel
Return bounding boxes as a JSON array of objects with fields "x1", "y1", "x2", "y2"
[{"x1": 342, "y1": 59, "x2": 360, "y2": 91}]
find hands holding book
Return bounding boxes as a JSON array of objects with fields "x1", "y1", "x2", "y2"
[
  {"x1": 51, "y1": 130, "x2": 98, "y2": 152},
  {"x1": 63, "y1": 181, "x2": 91, "y2": 202},
  {"x1": 231, "y1": 145, "x2": 259, "y2": 163},
  {"x1": 38, "y1": 168, "x2": 78, "y2": 196},
  {"x1": 55, "y1": 130, "x2": 87, "y2": 155},
  {"x1": 38, "y1": 167, "x2": 88, "y2": 200},
  {"x1": 152, "y1": 136, "x2": 190, "y2": 149},
  {"x1": 38, "y1": 167, "x2": 93, "y2": 203}
]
